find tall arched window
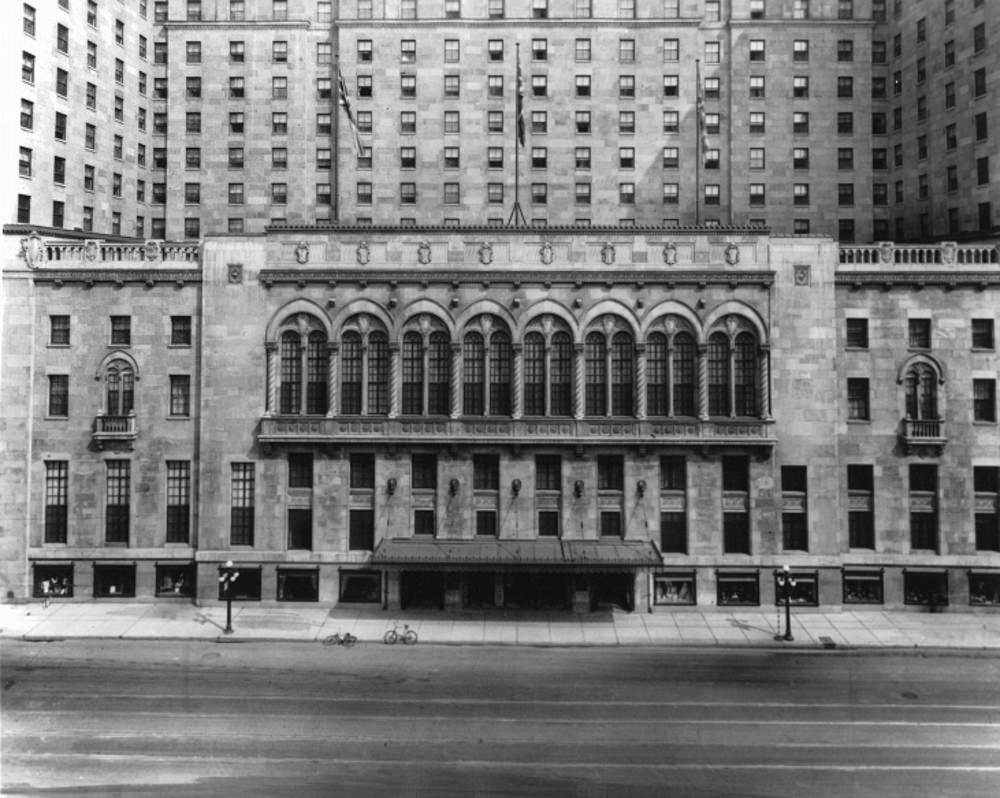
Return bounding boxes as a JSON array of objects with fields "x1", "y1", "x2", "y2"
[
  {"x1": 463, "y1": 333, "x2": 485, "y2": 415},
  {"x1": 489, "y1": 331, "x2": 511, "y2": 416},
  {"x1": 276, "y1": 319, "x2": 328, "y2": 415},
  {"x1": 341, "y1": 331, "x2": 362, "y2": 414},
  {"x1": 524, "y1": 332, "x2": 545, "y2": 416},
  {"x1": 401, "y1": 332, "x2": 423, "y2": 415},
  {"x1": 462, "y1": 317, "x2": 512, "y2": 417},
  {"x1": 647, "y1": 332, "x2": 668, "y2": 416},
  {"x1": 707, "y1": 333, "x2": 730, "y2": 416},
  {"x1": 734, "y1": 332, "x2": 757, "y2": 417},
  {"x1": 428, "y1": 332, "x2": 450, "y2": 415},
  {"x1": 105, "y1": 361, "x2": 134, "y2": 416},
  {"x1": 673, "y1": 332, "x2": 696, "y2": 416},
  {"x1": 550, "y1": 332, "x2": 572, "y2": 416},
  {"x1": 905, "y1": 363, "x2": 938, "y2": 419},
  {"x1": 611, "y1": 332, "x2": 633, "y2": 416},
  {"x1": 585, "y1": 332, "x2": 607, "y2": 416},
  {"x1": 367, "y1": 331, "x2": 389, "y2": 415}
]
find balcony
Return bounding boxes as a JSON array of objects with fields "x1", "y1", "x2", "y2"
[
  {"x1": 258, "y1": 415, "x2": 776, "y2": 456},
  {"x1": 93, "y1": 412, "x2": 137, "y2": 450},
  {"x1": 900, "y1": 417, "x2": 946, "y2": 456}
]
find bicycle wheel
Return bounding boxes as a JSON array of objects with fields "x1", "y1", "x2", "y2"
[
  {"x1": 323, "y1": 635, "x2": 340, "y2": 646},
  {"x1": 342, "y1": 633, "x2": 357, "y2": 647},
  {"x1": 402, "y1": 629, "x2": 418, "y2": 645},
  {"x1": 383, "y1": 630, "x2": 398, "y2": 645}
]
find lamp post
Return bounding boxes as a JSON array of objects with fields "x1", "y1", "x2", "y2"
[
  {"x1": 218, "y1": 560, "x2": 239, "y2": 634},
  {"x1": 774, "y1": 565, "x2": 795, "y2": 642}
]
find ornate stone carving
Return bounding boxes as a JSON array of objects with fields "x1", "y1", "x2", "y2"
[
  {"x1": 294, "y1": 241, "x2": 310, "y2": 264},
  {"x1": 725, "y1": 243, "x2": 740, "y2": 265},
  {"x1": 227, "y1": 263, "x2": 243, "y2": 284},
  {"x1": 19, "y1": 232, "x2": 45, "y2": 269},
  {"x1": 601, "y1": 242, "x2": 616, "y2": 265},
  {"x1": 356, "y1": 241, "x2": 371, "y2": 265},
  {"x1": 144, "y1": 239, "x2": 162, "y2": 263},
  {"x1": 794, "y1": 264, "x2": 811, "y2": 286},
  {"x1": 940, "y1": 241, "x2": 957, "y2": 265},
  {"x1": 417, "y1": 241, "x2": 431, "y2": 265},
  {"x1": 725, "y1": 315, "x2": 740, "y2": 337},
  {"x1": 539, "y1": 241, "x2": 554, "y2": 265},
  {"x1": 662, "y1": 242, "x2": 678, "y2": 266},
  {"x1": 478, "y1": 242, "x2": 494, "y2": 265},
  {"x1": 84, "y1": 240, "x2": 100, "y2": 262},
  {"x1": 878, "y1": 241, "x2": 894, "y2": 264}
]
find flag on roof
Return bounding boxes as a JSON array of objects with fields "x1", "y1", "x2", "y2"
[
  {"x1": 515, "y1": 57, "x2": 525, "y2": 147},
  {"x1": 338, "y1": 69, "x2": 365, "y2": 157}
]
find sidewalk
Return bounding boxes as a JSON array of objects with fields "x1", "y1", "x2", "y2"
[{"x1": 3, "y1": 601, "x2": 1000, "y2": 650}]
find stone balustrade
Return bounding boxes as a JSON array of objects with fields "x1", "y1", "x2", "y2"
[{"x1": 839, "y1": 242, "x2": 1000, "y2": 267}]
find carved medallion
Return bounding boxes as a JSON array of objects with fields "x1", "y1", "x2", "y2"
[
  {"x1": 227, "y1": 263, "x2": 243, "y2": 284},
  {"x1": 295, "y1": 241, "x2": 310, "y2": 265},
  {"x1": 539, "y1": 241, "x2": 554, "y2": 265},
  {"x1": 417, "y1": 241, "x2": 432, "y2": 265},
  {"x1": 724, "y1": 243, "x2": 740, "y2": 265},
  {"x1": 794, "y1": 265, "x2": 811, "y2": 286},
  {"x1": 940, "y1": 241, "x2": 956, "y2": 265},
  {"x1": 84, "y1": 240, "x2": 100, "y2": 262},
  {"x1": 19, "y1": 232, "x2": 45, "y2": 269},
  {"x1": 145, "y1": 239, "x2": 162, "y2": 263},
  {"x1": 356, "y1": 241, "x2": 371, "y2": 265},
  {"x1": 478, "y1": 242, "x2": 494, "y2": 265},
  {"x1": 662, "y1": 242, "x2": 678, "y2": 266},
  {"x1": 601, "y1": 242, "x2": 616, "y2": 265},
  {"x1": 878, "y1": 241, "x2": 894, "y2": 264}
]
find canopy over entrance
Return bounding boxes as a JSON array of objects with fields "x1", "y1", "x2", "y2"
[{"x1": 372, "y1": 538, "x2": 662, "y2": 568}]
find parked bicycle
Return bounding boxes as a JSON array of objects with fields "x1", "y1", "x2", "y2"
[
  {"x1": 383, "y1": 623, "x2": 418, "y2": 645},
  {"x1": 323, "y1": 632, "x2": 357, "y2": 647}
]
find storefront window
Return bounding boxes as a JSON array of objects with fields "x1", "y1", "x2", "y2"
[
  {"x1": 93, "y1": 563, "x2": 136, "y2": 598},
  {"x1": 277, "y1": 568, "x2": 319, "y2": 602},
  {"x1": 903, "y1": 571, "x2": 948, "y2": 606},
  {"x1": 339, "y1": 569, "x2": 381, "y2": 603},
  {"x1": 843, "y1": 569, "x2": 883, "y2": 604},
  {"x1": 155, "y1": 563, "x2": 195, "y2": 597},
  {"x1": 774, "y1": 570, "x2": 818, "y2": 606},
  {"x1": 217, "y1": 566, "x2": 261, "y2": 601},
  {"x1": 654, "y1": 572, "x2": 695, "y2": 605},
  {"x1": 717, "y1": 571, "x2": 759, "y2": 605},
  {"x1": 969, "y1": 572, "x2": 1000, "y2": 606},
  {"x1": 33, "y1": 563, "x2": 74, "y2": 599}
]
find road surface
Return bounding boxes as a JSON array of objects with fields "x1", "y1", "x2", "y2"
[{"x1": 3, "y1": 640, "x2": 999, "y2": 797}]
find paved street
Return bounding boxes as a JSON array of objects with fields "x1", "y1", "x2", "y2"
[{"x1": 3, "y1": 640, "x2": 1000, "y2": 797}]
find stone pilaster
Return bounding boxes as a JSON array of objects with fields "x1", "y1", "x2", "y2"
[
  {"x1": 265, "y1": 341, "x2": 278, "y2": 415},
  {"x1": 697, "y1": 343, "x2": 709, "y2": 420},
  {"x1": 635, "y1": 343, "x2": 647, "y2": 420},
  {"x1": 574, "y1": 343, "x2": 586, "y2": 420},
  {"x1": 511, "y1": 343, "x2": 523, "y2": 420},
  {"x1": 450, "y1": 342, "x2": 462, "y2": 419}
]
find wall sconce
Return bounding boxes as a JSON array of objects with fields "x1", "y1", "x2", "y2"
[
  {"x1": 511, "y1": 478, "x2": 521, "y2": 496},
  {"x1": 386, "y1": 477, "x2": 397, "y2": 496},
  {"x1": 573, "y1": 480, "x2": 584, "y2": 498},
  {"x1": 449, "y1": 477, "x2": 460, "y2": 496},
  {"x1": 636, "y1": 479, "x2": 646, "y2": 498}
]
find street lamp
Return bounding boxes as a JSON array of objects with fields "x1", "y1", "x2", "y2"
[
  {"x1": 774, "y1": 565, "x2": 796, "y2": 642},
  {"x1": 218, "y1": 560, "x2": 240, "y2": 634}
]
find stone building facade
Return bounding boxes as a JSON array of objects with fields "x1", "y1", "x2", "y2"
[{"x1": 3, "y1": 225, "x2": 998, "y2": 611}]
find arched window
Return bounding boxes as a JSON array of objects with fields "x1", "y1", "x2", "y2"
[
  {"x1": 428, "y1": 332, "x2": 450, "y2": 415},
  {"x1": 401, "y1": 330, "x2": 451, "y2": 416},
  {"x1": 401, "y1": 332, "x2": 423, "y2": 415},
  {"x1": 105, "y1": 361, "x2": 134, "y2": 416},
  {"x1": 673, "y1": 332, "x2": 696, "y2": 416},
  {"x1": 647, "y1": 332, "x2": 668, "y2": 416},
  {"x1": 489, "y1": 331, "x2": 511, "y2": 416},
  {"x1": 462, "y1": 317, "x2": 512, "y2": 417},
  {"x1": 734, "y1": 332, "x2": 757, "y2": 417},
  {"x1": 276, "y1": 320, "x2": 328, "y2": 415},
  {"x1": 524, "y1": 332, "x2": 545, "y2": 416},
  {"x1": 463, "y1": 333, "x2": 485, "y2": 415},
  {"x1": 339, "y1": 320, "x2": 389, "y2": 416},
  {"x1": 585, "y1": 332, "x2": 607, "y2": 416},
  {"x1": 550, "y1": 332, "x2": 572, "y2": 416},
  {"x1": 906, "y1": 363, "x2": 938, "y2": 419},
  {"x1": 707, "y1": 332, "x2": 729, "y2": 416},
  {"x1": 611, "y1": 332, "x2": 633, "y2": 416},
  {"x1": 341, "y1": 331, "x2": 362, "y2": 414}
]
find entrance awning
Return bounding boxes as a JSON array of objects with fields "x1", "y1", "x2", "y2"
[{"x1": 371, "y1": 538, "x2": 662, "y2": 567}]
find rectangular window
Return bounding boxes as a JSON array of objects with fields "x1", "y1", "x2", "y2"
[
  {"x1": 169, "y1": 375, "x2": 191, "y2": 416},
  {"x1": 843, "y1": 570, "x2": 883, "y2": 604},
  {"x1": 444, "y1": 39, "x2": 459, "y2": 62},
  {"x1": 847, "y1": 378, "x2": 869, "y2": 420},
  {"x1": 44, "y1": 461, "x2": 69, "y2": 544},
  {"x1": 909, "y1": 464, "x2": 938, "y2": 551},
  {"x1": 350, "y1": 453, "x2": 375, "y2": 490},
  {"x1": 474, "y1": 454, "x2": 500, "y2": 492},
  {"x1": 48, "y1": 374, "x2": 69, "y2": 417},
  {"x1": 619, "y1": 39, "x2": 635, "y2": 63},
  {"x1": 718, "y1": 572, "x2": 759, "y2": 606},
  {"x1": 165, "y1": 461, "x2": 191, "y2": 543},
  {"x1": 972, "y1": 319, "x2": 995, "y2": 350},
  {"x1": 105, "y1": 461, "x2": 130, "y2": 544},
  {"x1": 662, "y1": 183, "x2": 679, "y2": 204},
  {"x1": 847, "y1": 465, "x2": 874, "y2": 548},
  {"x1": 908, "y1": 319, "x2": 931, "y2": 349},
  {"x1": 974, "y1": 380, "x2": 996, "y2": 422}
]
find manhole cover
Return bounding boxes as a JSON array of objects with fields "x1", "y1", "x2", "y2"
[{"x1": 901, "y1": 691, "x2": 918, "y2": 700}]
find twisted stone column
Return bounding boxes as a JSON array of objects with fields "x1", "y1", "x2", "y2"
[
  {"x1": 388, "y1": 342, "x2": 401, "y2": 418},
  {"x1": 450, "y1": 342, "x2": 462, "y2": 419},
  {"x1": 758, "y1": 345, "x2": 772, "y2": 419},
  {"x1": 265, "y1": 342, "x2": 278, "y2": 415},
  {"x1": 665, "y1": 341, "x2": 675, "y2": 418},
  {"x1": 326, "y1": 342, "x2": 338, "y2": 418},
  {"x1": 634, "y1": 343, "x2": 647, "y2": 420},
  {"x1": 574, "y1": 343, "x2": 586, "y2": 420},
  {"x1": 511, "y1": 343, "x2": 523, "y2": 420},
  {"x1": 697, "y1": 343, "x2": 709, "y2": 420}
]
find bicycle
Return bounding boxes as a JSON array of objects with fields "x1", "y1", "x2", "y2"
[
  {"x1": 323, "y1": 632, "x2": 357, "y2": 647},
  {"x1": 383, "y1": 623, "x2": 417, "y2": 645}
]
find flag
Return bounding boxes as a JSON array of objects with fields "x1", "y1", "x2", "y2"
[
  {"x1": 338, "y1": 69, "x2": 365, "y2": 157},
  {"x1": 515, "y1": 58, "x2": 525, "y2": 147},
  {"x1": 695, "y1": 59, "x2": 709, "y2": 155}
]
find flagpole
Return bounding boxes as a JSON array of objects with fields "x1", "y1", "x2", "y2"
[
  {"x1": 695, "y1": 58, "x2": 702, "y2": 227},
  {"x1": 507, "y1": 42, "x2": 526, "y2": 227}
]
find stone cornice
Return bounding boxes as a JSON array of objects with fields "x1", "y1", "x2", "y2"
[
  {"x1": 836, "y1": 271, "x2": 1000, "y2": 289},
  {"x1": 267, "y1": 223, "x2": 770, "y2": 236},
  {"x1": 32, "y1": 270, "x2": 203, "y2": 286}
]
